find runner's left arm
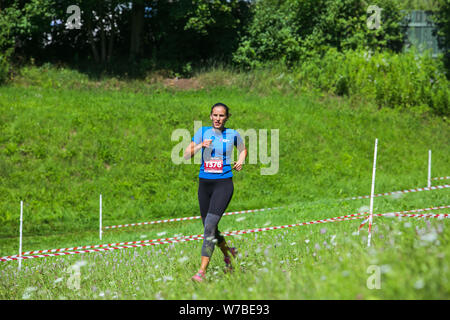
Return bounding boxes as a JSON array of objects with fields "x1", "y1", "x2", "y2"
[{"x1": 233, "y1": 141, "x2": 247, "y2": 171}]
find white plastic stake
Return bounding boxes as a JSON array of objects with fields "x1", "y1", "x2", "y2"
[
  {"x1": 18, "y1": 201, "x2": 23, "y2": 271},
  {"x1": 367, "y1": 138, "x2": 378, "y2": 247},
  {"x1": 99, "y1": 194, "x2": 102, "y2": 240},
  {"x1": 428, "y1": 150, "x2": 432, "y2": 189}
]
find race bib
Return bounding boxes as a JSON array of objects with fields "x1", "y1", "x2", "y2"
[{"x1": 204, "y1": 157, "x2": 223, "y2": 173}]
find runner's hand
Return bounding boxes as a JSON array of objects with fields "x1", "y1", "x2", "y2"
[
  {"x1": 232, "y1": 161, "x2": 243, "y2": 171},
  {"x1": 202, "y1": 139, "x2": 213, "y2": 148}
]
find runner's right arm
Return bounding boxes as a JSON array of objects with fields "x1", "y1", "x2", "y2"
[{"x1": 184, "y1": 140, "x2": 212, "y2": 160}]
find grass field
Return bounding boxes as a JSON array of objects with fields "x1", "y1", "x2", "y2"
[
  {"x1": 0, "y1": 191, "x2": 449, "y2": 300},
  {"x1": 0, "y1": 66, "x2": 449, "y2": 299}
]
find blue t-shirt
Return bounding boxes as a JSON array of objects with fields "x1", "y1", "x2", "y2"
[{"x1": 192, "y1": 126, "x2": 244, "y2": 179}]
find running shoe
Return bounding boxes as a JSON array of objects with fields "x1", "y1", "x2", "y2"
[
  {"x1": 191, "y1": 270, "x2": 206, "y2": 282},
  {"x1": 224, "y1": 247, "x2": 238, "y2": 272}
]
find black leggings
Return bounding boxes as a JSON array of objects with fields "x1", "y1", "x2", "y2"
[{"x1": 198, "y1": 178, "x2": 234, "y2": 257}]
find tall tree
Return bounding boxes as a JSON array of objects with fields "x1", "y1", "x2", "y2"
[
  {"x1": 82, "y1": 0, "x2": 124, "y2": 64},
  {"x1": 129, "y1": 0, "x2": 146, "y2": 61},
  {"x1": 433, "y1": 0, "x2": 450, "y2": 76}
]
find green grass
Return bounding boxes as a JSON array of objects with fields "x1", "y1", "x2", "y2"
[
  {"x1": 0, "y1": 65, "x2": 449, "y2": 299},
  {"x1": 0, "y1": 190, "x2": 449, "y2": 299}
]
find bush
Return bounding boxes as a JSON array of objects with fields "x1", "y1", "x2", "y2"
[
  {"x1": 296, "y1": 47, "x2": 449, "y2": 116},
  {"x1": 0, "y1": 52, "x2": 11, "y2": 84},
  {"x1": 233, "y1": 0, "x2": 407, "y2": 68},
  {"x1": 432, "y1": 0, "x2": 450, "y2": 77},
  {"x1": 233, "y1": 0, "x2": 324, "y2": 68}
]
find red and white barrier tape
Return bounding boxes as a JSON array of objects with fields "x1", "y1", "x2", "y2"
[
  {"x1": 2, "y1": 205, "x2": 448, "y2": 262},
  {"x1": 1, "y1": 209, "x2": 368, "y2": 259},
  {"x1": 358, "y1": 205, "x2": 450, "y2": 231},
  {"x1": 103, "y1": 184, "x2": 450, "y2": 230},
  {"x1": 378, "y1": 212, "x2": 449, "y2": 218},
  {"x1": 0, "y1": 216, "x2": 369, "y2": 262},
  {"x1": 228, "y1": 207, "x2": 449, "y2": 238},
  {"x1": 0, "y1": 237, "x2": 206, "y2": 262},
  {"x1": 104, "y1": 207, "x2": 282, "y2": 229},
  {"x1": 0, "y1": 234, "x2": 207, "y2": 259},
  {"x1": 432, "y1": 176, "x2": 450, "y2": 181}
]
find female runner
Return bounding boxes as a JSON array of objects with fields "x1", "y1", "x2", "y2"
[{"x1": 184, "y1": 102, "x2": 247, "y2": 282}]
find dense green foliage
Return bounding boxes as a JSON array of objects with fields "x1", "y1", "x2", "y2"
[
  {"x1": 294, "y1": 48, "x2": 449, "y2": 115},
  {"x1": 0, "y1": 52, "x2": 10, "y2": 83},
  {"x1": 0, "y1": 0, "x2": 252, "y2": 76},
  {"x1": 394, "y1": 0, "x2": 441, "y2": 10},
  {"x1": 432, "y1": 0, "x2": 450, "y2": 75},
  {"x1": 0, "y1": 0, "x2": 447, "y2": 75},
  {"x1": 233, "y1": 0, "x2": 406, "y2": 68},
  {"x1": 0, "y1": 0, "x2": 55, "y2": 83}
]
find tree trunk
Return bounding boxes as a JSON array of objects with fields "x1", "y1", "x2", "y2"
[
  {"x1": 129, "y1": 1, "x2": 145, "y2": 61},
  {"x1": 108, "y1": 26, "x2": 114, "y2": 63},
  {"x1": 86, "y1": 14, "x2": 100, "y2": 63},
  {"x1": 101, "y1": 26, "x2": 106, "y2": 63}
]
